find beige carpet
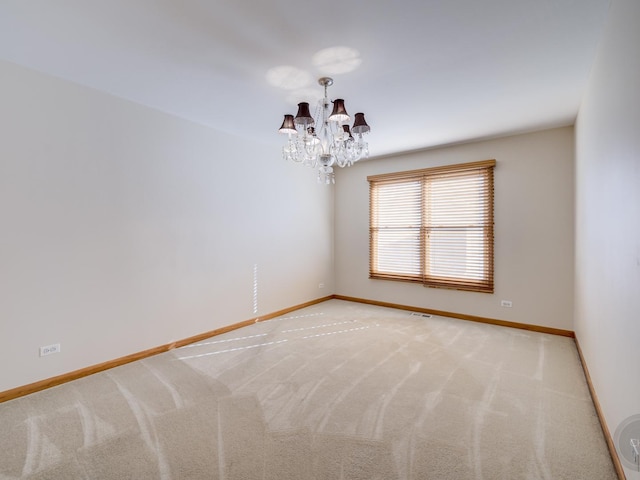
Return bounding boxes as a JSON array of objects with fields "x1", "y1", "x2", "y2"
[{"x1": 0, "y1": 299, "x2": 617, "y2": 479}]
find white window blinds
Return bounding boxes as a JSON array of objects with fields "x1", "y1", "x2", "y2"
[{"x1": 368, "y1": 160, "x2": 495, "y2": 293}]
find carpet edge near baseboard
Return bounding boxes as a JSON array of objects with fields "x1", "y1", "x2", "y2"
[
  {"x1": 574, "y1": 337, "x2": 627, "y2": 480},
  {"x1": 337, "y1": 295, "x2": 625, "y2": 479},
  {"x1": 1, "y1": 293, "x2": 625, "y2": 480},
  {"x1": 332, "y1": 294, "x2": 575, "y2": 337},
  {"x1": 0, "y1": 295, "x2": 332, "y2": 404}
]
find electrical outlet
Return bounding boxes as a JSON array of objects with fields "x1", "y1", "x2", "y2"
[
  {"x1": 500, "y1": 300, "x2": 513, "y2": 308},
  {"x1": 40, "y1": 343, "x2": 61, "y2": 357},
  {"x1": 318, "y1": 283, "x2": 325, "y2": 289}
]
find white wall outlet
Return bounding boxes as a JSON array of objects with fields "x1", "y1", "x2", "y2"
[
  {"x1": 500, "y1": 300, "x2": 513, "y2": 308},
  {"x1": 40, "y1": 343, "x2": 61, "y2": 357},
  {"x1": 318, "y1": 283, "x2": 325, "y2": 289}
]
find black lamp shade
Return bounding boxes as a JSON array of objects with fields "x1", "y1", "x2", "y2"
[
  {"x1": 294, "y1": 102, "x2": 314, "y2": 127},
  {"x1": 328, "y1": 99, "x2": 350, "y2": 123},
  {"x1": 278, "y1": 114, "x2": 297, "y2": 134},
  {"x1": 352, "y1": 112, "x2": 370, "y2": 134}
]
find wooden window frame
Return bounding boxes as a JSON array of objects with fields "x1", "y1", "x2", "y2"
[{"x1": 368, "y1": 160, "x2": 495, "y2": 293}]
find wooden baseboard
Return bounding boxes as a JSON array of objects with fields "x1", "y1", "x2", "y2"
[
  {"x1": 0, "y1": 294, "x2": 581, "y2": 404},
  {"x1": 2, "y1": 293, "x2": 623, "y2": 479},
  {"x1": 332, "y1": 295, "x2": 575, "y2": 337},
  {"x1": 0, "y1": 296, "x2": 332, "y2": 404},
  {"x1": 574, "y1": 337, "x2": 627, "y2": 480},
  {"x1": 333, "y1": 297, "x2": 626, "y2": 476}
]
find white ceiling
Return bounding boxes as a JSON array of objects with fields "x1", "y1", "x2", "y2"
[{"x1": 0, "y1": 0, "x2": 611, "y2": 157}]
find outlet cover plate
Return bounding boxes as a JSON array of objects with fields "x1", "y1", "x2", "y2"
[{"x1": 40, "y1": 343, "x2": 61, "y2": 356}]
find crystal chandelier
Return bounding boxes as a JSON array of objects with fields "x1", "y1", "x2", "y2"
[{"x1": 278, "y1": 77, "x2": 370, "y2": 184}]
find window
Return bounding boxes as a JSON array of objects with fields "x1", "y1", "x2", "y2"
[{"x1": 368, "y1": 160, "x2": 495, "y2": 293}]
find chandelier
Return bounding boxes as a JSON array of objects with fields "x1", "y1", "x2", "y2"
[{"x1": 278, "y1": 77, "x2": 370, "y2": 184}]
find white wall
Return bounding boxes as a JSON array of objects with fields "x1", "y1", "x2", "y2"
[
  {"x1": 335, "y1": 127, "x2": 575, "y2": 331},
  {"x1": 575, "y1": 0, "x2": 640, "y2": 477},
  {"x1": 0, "y1": 61, "x2": 334, "y2": 393}
]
